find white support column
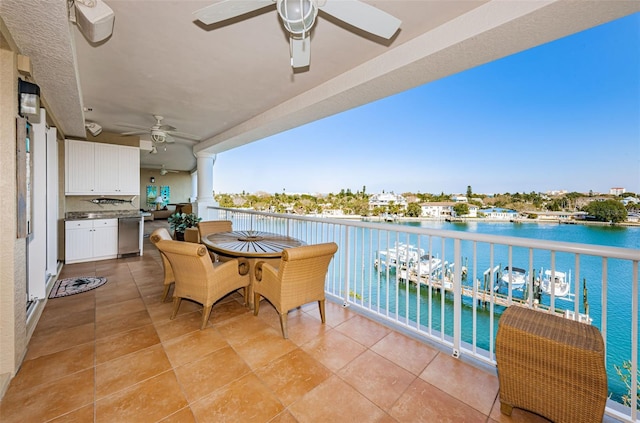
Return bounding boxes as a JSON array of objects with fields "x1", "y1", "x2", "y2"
[
  {"x1": 193, "y1": 151, "x2": 218, "y2": 218},
  {"x1": 190, "y1": 170, "x2": 197, "y2": 203}
]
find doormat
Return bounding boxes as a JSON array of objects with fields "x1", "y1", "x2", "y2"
[{"x1": 49, "y1": 277, "x2": 108, "y2": 299}]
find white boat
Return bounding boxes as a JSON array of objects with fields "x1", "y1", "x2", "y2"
[
  {"x1": 409, "y1": 254, "x2": 443, "y2": 277},
  {"x1": 499, "y1": 266, "x2": 528, "y2": 290},
  {"x1": 374, "y1": 242, "x2": 425, "y2": 272},
  {"x1": 540, "y1": 269, "x2": 571, "y2": 297}
]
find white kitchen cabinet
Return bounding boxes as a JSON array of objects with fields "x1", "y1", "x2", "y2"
[
  {"x1": 117, "y1": 145, "x2": 141, "y2": 194},
  {"x1": 65, "y1": 140, "x2": 140, "y2": 195},
  {"x1": 65, "y1": 140, "x2": 95, "y2": 194},
  {"x1": 65, "y1": 219, "x2": 118, "y2": 263}
]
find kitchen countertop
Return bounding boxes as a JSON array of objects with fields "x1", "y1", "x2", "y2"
[{"x1": 65, "y1": 211, "x2": 142, "y2": 220}]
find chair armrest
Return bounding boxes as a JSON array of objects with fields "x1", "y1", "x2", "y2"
[
  {"x1": 255, "y1": 261, "x2": 265, "y2": 281},
  {"x1": 237, "y1": 257, "x2": 250, "y2": 276},
  {"x1": 212, "y1": 258, "x2": 250, "y2": 283}
]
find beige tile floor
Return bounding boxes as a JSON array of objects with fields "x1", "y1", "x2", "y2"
[{"x1": 0, "y1": 222, "x2": 554, "y2": 422}]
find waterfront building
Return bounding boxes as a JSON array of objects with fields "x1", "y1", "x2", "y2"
[
  {"x1": 368, "y1": 192, "x2": 407, "y2": 211},
  {"x1": 527, "y1": 210, "x2": 586, "y2": 221},
  {"x1": 478, "y1": 207, "x2": 519, "y2": 220},
  {"x1": 420, "y1": 201, "x2": 455, "y2": 218}
]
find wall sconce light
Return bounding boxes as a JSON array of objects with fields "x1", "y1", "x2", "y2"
[
  {"x1": 150, "y1": 177, "x2": 155, "y2": 183},
  {"x1": 18, "y1": 79, "x2": 41, "y2": 123}
]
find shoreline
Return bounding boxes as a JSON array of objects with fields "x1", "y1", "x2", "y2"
[{"x1": 312, "y1": 214, "x2": 640, "y2": 227}]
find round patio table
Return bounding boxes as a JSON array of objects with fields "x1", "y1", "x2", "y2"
[
  {"x1": 202, "y1": 230, "x2": 305, "y2": 258},
  {"x1": 202, "y1": 230, "x2": 305, "y2": 309}
]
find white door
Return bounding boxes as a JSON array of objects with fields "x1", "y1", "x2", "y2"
[
  {"x1": 27, "y1": 109, "x2": 47, "y2": 300},
  {"x1": 46, "y1": 125, "x2": 58, "y2": 277}
]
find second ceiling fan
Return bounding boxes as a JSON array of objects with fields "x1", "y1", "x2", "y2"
[
  {"x1": 194, "y1": 0, "x2": 401, "y2": 69},
  {"x1": 160, "y1": 165, "x2": 179, "y2": 176},
  {"x1": 119, "y1": 115, "x2": 200, "y2": 144}
]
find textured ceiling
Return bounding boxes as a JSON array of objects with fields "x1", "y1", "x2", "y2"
[{"x1": 1, "y1": 0, "x2": 638, "y2": 172}]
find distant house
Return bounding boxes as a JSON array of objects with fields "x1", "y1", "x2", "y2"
[
  {"x1": 369, "y1": 192, "x2": 407, "y2": 210},
  {"x1": 465, "y1": 205, "x2": 479, "y2": 218},
  {"x1": 622, "y1": 196, "x2": 638, "y2": 206},
  {"x1": 610, "y1": 187, "x2": 626, "y2": 195},
  {"x1": 478, "y1": 207, "x2": 518, "y2": 220},
  {"x1": 420, "y1": 202, "x2": 455, "y2": 218},
  {"x1": 533, "y1": 210, "x2": 583, "y2": 221},
  {"x1": 452, "y1": 196, "x2": 468, "y2": 203}
]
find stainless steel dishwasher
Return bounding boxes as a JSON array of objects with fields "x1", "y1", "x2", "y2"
[{"x1": 118, "y1": 217, "x2": 141, "y2": 257}]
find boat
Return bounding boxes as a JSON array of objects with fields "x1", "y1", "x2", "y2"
[
  {"x1": 540, "y1": 269, "x2": 571, "y2": 297},
  {"x1": 498, "y1": 266, "x2": 528, "y2": 290},
  {"x1": 409, "y1": 254, "x2": 443, "y2": 277},
  {"x1": 374, "y1": 242, "x2": 425, "y2": 272}
]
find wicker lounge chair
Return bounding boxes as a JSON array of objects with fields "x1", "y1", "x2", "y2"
[
  {"x1": 253, "y1": 242, "x2": 338, "y2": 338},
  {"x1": 154, "y1": 239, "x2": 250, "y2": 329}
]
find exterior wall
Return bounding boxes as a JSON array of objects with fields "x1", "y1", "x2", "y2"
[{"x1": 0, "y1": 27, "x2": 28, "y2": 397}]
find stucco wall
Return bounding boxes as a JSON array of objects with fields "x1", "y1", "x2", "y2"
[{"x1": 0, "y1": 27, "x2": 27, "y2": 397}]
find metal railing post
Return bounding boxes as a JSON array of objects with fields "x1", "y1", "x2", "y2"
[
  {"x1": 343, "y1": 227, "x2": 350, "y2": 306},
  {"x1": 453, "y1": 238, "x2": 461, "y2": 358}
]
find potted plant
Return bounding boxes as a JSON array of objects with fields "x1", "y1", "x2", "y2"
[{"x1": 167, "y1": 212, "x2": 202, "y2": 241}]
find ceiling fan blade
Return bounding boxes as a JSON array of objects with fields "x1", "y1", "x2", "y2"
[
  {"x1": 116, "y1": 122, "x2": 149, "y2": 130},
  {"x1": 194, "y1": 0, "x2": 274, "y2": 25},
  {"x1": 321, "y1": 0, "x2": 401, "y2": 39},
  {"x1": 167, "y1": 130, "x2": 201, "y2": 141},
  {"x1": 290, "y1": 36, "x2": 311, "y2": 69},
  {"x1": 164, "y1": 134, "x2": 176, "y2": 143},
  {"x1": 121, "y1": 130, "x2": 148, "y2": 136},
  {"x1": 158, "y1": 124, "x2": 177, "y2": 132}
]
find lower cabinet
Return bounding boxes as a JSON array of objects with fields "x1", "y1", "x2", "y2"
[{"x1": 65, "y1": 219, "x2": 118, "y2": 264}]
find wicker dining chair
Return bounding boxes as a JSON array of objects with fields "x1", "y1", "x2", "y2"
[
  {"x1": 149, "y1": 227, "x2": 176, "y2": 302},
  {"x1": 154, "y1": 239, "x2": 250, "y2": 329},
  {"x1": 197, "y1": 220, "x2": 233, "y2": 241},
  {"x1": 197, "y1": 220, "x2": 233, "y2": 261},
  {"x1": 253, "y1": 242, "x2": 338, "y2": 338},
  {"x1": 184, "y1": 227, "x2": 200, "y2": 243}
]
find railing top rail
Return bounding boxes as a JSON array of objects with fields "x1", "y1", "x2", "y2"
[{"x1": 210, "y1": 206, "x2": 640, "y2": 261}]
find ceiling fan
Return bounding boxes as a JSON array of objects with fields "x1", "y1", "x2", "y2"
[
  {"x1": 118, "y1": 115, "x2": 200, "y2": 144},
  {"x1": 193, "y1": 0, "x2": 401, "y2": 69},
  {"x1": 159, "y1": 165, "x2": 179, "y2": 176}
]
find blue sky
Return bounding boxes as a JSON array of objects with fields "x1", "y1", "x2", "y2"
[{"x1": 214, "y1": 13, "x2": 640, "y2": 196}]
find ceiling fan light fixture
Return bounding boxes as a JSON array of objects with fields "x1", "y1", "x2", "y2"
[
  {"x1": 277, "y1": 0, "x2": 317, "y2": 35},
  {"x1": 151, "y1": 130, "x2": 166, "y2": 143}
]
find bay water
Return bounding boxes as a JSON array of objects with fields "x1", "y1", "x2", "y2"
[{"x1": 369, "y1": 220, "x2": 639, "y2": 404}]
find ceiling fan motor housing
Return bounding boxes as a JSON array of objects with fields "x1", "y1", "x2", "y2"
[{"x1": 277, "y1": 0, "x2": 318, "y2": 35}]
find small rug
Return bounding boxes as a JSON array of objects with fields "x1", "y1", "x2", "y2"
[{"x1": 49, "y1": 276, "x2": 108, "y2": 299}]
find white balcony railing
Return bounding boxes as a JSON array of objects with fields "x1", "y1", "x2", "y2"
[{"x1": 208, "y1": 206, "x2": 639, "y2": 422}]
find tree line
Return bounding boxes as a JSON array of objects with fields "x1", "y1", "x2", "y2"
[{"x1": 215, "y1": 187, "x2": 636, "y2": 224}]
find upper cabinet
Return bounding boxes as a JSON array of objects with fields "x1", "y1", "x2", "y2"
[{"x1": 65, "y1": 140, "x2": 140, "y2": 195}]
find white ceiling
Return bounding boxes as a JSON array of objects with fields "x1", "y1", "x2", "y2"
[{"x1": 2, "y1": 1, "x2": 638, "y2": 172}]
